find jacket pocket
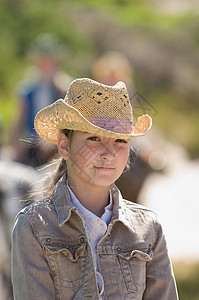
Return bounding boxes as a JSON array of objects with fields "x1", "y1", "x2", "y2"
[
  {"x1": 116, "y1": 248, "x2": 152, "y2": 293},
  {"x1": 44, "y1": 240, "x2": 87, "y2": 288}
]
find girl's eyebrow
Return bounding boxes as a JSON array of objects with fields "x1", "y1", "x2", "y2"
[
  {"x1": 84, "y1": 132, "x2": 99, "y2": 136},
  {"x1": 77, "y1": 131, "x2": 90, "y2": 136}
]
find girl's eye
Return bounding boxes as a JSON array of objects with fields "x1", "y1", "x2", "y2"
[
  {"x1": 115, "y1": 139, "x2": 128, "y2": 143},
  {"x1": 87, "y1": 136, "x2": 100, "y2": 141}
]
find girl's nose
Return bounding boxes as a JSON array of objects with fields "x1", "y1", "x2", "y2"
[{"x1": 100, "y1": 141, "x2": 116, "y2": 160}]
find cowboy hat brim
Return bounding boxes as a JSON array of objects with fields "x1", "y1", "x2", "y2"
[{"x1": 34, "y1": 99, "x2": 152, "y2": 144}]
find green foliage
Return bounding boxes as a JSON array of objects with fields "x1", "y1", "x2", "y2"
[
  {"x1": 0, "y1": 0, "x2": 199, "y2": 156},
  {"x1": 0, "y1": 0, "x2": 95, "y2": 88}
]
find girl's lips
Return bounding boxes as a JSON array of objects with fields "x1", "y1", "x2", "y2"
[{"x1": 94, "y1": 166, "x2": 115, "y2": 171}]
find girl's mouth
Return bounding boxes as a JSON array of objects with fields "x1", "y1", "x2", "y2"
[{"x1": 94, "y1": 166, "x2": 115, "y2": 171}]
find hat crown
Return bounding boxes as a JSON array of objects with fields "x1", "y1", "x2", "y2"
[
  {"x1": 34, "y1": 77, "x2": 152, "y2": 144},
  {"x1": 64, "y1": 78, "x2": 133, "y2": 121}
]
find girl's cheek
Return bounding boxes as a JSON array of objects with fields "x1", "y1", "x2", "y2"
[
  {"x1": 73, "y1": 149, "x2": 97, "y2": 169},
  {"x1": 122, "y1": 149, "x2": 130, "y2": 165}
]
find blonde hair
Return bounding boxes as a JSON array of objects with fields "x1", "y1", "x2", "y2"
[
  {"x1": 46, "y1": 129, "x2": 73, "y2": 196},
  {"x1": 28, "y1": 129, "x2": 73, "y2": 201}
]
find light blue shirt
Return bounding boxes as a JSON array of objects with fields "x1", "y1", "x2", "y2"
[{"x1": 66, "y1": 181, "x2": 113, "y2": 297}]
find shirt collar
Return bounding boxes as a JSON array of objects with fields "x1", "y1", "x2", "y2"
[{"x1": 66, "y1": 180, "x2": 113, "y2": 226}]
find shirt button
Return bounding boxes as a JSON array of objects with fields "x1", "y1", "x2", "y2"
[
  {"x1": 116, "y1": 247, "x2": 122, "y2": 253},
  {"x1": 108, "y1": 232, "x2": 111, "y2": 237},
  {"x1": 80, "y1": 237, "x2": 85, "y2": 243},
  {"x1": 46, "y1": 237, "x2": 51, "y2": 243}
]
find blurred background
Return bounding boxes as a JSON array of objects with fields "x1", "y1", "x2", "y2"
[{"x1": 0, "y1": 0, "x2": 199, "y2": 299}]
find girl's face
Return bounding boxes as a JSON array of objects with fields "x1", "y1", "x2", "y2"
[{"x1": 59, "y1": 131, "x2": 130, "y2": 189}]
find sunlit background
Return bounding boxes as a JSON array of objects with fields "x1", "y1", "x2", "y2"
[{"x1": 0, "y1": 0, "x2": 199, "y2": 299}]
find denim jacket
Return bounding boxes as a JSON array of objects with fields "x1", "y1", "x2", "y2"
[{"x1": 11, "y1": 176, "x2": 179, "y2": 300}]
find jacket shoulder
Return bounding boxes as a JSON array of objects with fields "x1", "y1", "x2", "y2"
[
  {"x1": 17, "y1": 198, "x2": 55, "y2": 221},
  {"x1": 123, "y1": 199, "x2": 156, "y2": 212},
  {"x1": 123, "y1": 199, "x2": 159, "y2": 222}
]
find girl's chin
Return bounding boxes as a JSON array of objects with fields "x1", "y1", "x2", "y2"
[{"x1": 88, "y1": 175, "x2": 117, "y2": 187}]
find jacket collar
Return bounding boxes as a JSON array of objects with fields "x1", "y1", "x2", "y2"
[
  {"x1": 51, "y1": 176, "x2": 135, "y2": 232},
  {"x1": 111, "y1": 184, "x2": 135, "y2": 232},
  {"x1": 51, "y1": 176, "x2": 75, "y2": 226}
]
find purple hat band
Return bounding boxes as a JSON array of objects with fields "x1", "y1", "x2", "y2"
[{"x1": 87, "y1": 117, "x2": 133, "y2": 133}]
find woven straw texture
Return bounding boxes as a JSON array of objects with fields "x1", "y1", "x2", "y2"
[{"x1": 34, "y1": 78, "x2": 152, "y2": 144}]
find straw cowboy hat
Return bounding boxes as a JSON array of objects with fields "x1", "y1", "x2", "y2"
[{"x1": 34, "y1": 78, "x2": 152, "y2": 144}]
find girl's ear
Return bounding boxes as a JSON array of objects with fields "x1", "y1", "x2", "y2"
[{"x1": 57, "y1": 132, "x2": 70, "y2": 160}]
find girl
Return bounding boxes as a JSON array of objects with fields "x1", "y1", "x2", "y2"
[{"x1": 11, "y1": 78, "x2": 179, "y2": 299}]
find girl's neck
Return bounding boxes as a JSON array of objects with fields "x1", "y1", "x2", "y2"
[{"x1": 67, "y1": 177, "x2": 110, "y2": 217}]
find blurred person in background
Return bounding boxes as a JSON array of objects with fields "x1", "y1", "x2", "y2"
[
  {"x1": 12, "y1": 33, "x2": 73, "y2": 167},
  {"x1": 92, "y1": 50, "x2": 134, "y2": 94},
  {"x1": 92, "y1": 51, "x2": 153, "y2": 203}
]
